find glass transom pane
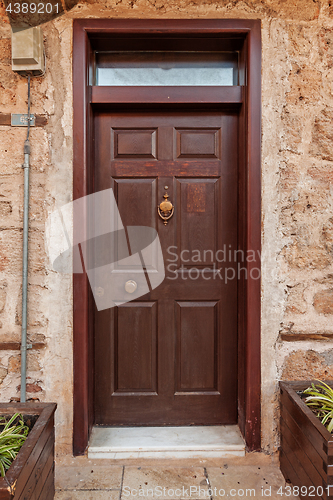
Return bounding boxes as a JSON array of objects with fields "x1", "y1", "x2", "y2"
[{"x1": 95, "y1": 51, "x2": 238, "y2": 86}]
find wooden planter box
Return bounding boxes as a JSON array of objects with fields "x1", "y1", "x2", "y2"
[
  {"x1": 0, "y1": 402, "x2": 56, "y2": 500},
  {"x1": 280, "y1": 381, "x2": 333, "y2": 500}
]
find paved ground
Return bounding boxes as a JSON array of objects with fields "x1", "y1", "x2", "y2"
[{"x1": 55, "y1": 453, "x2": 299, "y2": 499}]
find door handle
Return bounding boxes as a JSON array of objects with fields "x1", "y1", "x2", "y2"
[{"x1": 125, "y1": 280, "x2": 138, "y2": 293}]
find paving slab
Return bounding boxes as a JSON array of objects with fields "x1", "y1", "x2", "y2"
[
  {"x1": 54, "y1": 453, "x2": 292, "y2": 500},
  {"x1": 122, "y1": 466, "x2": 209, "y2": 499},
  {"x1": 55, "y1": 491, "x2": 120, "y2": 500},
  {"x1": 55, "y1": 465, "x2": 123, "y2": 490},
  {"x1": 55, "y1": 450, "x2": 278, "y2": 468},
  {"x1": 207, "y1": 465, "x2": 298, "y2": 500}
]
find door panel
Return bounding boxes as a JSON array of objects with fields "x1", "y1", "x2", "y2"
[
  {"x1": 114, "y1": 178, "x2": 157, "y2": 229},
  {"x1": 112, "y1": 129, "x2": 158, "y2": 159},
  {"x1": 175, "y1": 128, "x2": 220, "y2": 159},
  {"x1": 94, "y1": 110, "x2": 238, "y2": 425},
  {"x1": 176, "y1": 178, "x2": 218, "y2": 268},
  {"x1": 114, "y1": 302, "x2": 158, "y2": 394},
  {"x1": 175, "y1": 301, "x2": 218, "y2": 393}
]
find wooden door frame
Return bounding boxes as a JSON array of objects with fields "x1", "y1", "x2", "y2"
[{"x1": 73, "y1": 18, "x2": 261, "y2": 455}]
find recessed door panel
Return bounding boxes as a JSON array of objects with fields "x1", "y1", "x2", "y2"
[
  {"x1": 176, "y1": 178, "x2": 218, "y2": 268},
  {"x1": 113, "y1": 302, "x2": 157, "y2": 394},
  {"x1": 175, "y1": 129, "x2": 220, "y2": 159},
  {"x1": 175, "y1": 301, "x2": 218, "y2": 393},
  {"x1": 111, "y1": 129, "x2": 157, "y2": 159},
  {"x1": 114, "y1": 178, "x2": 157, "y2": 228}
]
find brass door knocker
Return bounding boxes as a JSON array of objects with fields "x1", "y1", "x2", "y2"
[{"x1": 158, "y1": 186, "x2": 174, "y2": 225}]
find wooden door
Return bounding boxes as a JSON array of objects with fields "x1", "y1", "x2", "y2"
[{"x1": 94, "y1": 109, "x2": 238, "y2": 425}]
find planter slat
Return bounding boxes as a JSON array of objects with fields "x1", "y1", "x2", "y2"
[
  {"x1": 280, "y1": 381, "x2": 333, "y2": 500},
  {"x1": 280, "y1": 448, "x2": 303, "y2": 492},
  {"x1": 17, "y1": 430, "x2": 54, "y2": 500},
  {"x1": 4, "y1": 404, "x2": 56, "y2": 484},
  {"x1": 280, "y1": 448, "x2": 327, "y2": 500},
  {"x1": 0, "y1": 487, "x2": 12, "y2": 500},
  {"x1": 37, "y1": 463, "x2": 54, "y2": 500},
  {"x1": 32, "y1": 442, "x2": 54, "y2": 500},
  {"x1": 281, "y1": 427, "x2": 317, "y2": 493},
  {"x1": 0, "y1": 405, "x2": 49, "y2": 414},
  {"x1": 281, "y1": 382, "x2": 333, "y2": 440},
  {"x1": 283, "y1": 384, "x2": 331, "y2": 443},
  {"x1": 281, "y1": 402, "x2": 326, "y2": 481},
  {"x1": 281, "y1": 418, "x2": 324, "y2": 488},
  {"x1": 10, "y1": 415, "x2": 54, "y2": 498},
  {"x1": 0, "y1": 403, "x2": 56, "y2": 500},
  {"x1": 281, "y1": 384, "x2": 329, "y2": 461}
]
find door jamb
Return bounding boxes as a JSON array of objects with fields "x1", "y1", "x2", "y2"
[{"x1": 73, "y1": 18, "x2": 261, "y2": 455}]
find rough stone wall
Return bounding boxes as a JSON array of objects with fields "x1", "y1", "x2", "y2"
[{"x1": 0, "y1": 0, "x2": 332, "y2": 456}]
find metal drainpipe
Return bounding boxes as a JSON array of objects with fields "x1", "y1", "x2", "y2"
[{"x1": 20, "y1": 75, "x2": 31, "y2": 403}]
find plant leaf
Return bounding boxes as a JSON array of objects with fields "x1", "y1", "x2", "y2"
[
  {"x1": 0, "y1": 413, "x2": 29, "y2": 477},
  {"x1": 304, "y1": 380, "x2": 333, "y2": 433}
]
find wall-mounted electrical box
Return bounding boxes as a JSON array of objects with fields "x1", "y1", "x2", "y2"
[{"x1": 12, "y1": 27, "x2": 45, "y2": 74}]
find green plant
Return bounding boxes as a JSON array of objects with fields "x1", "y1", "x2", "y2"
[
  {"x1": 0, "y1": 413, "x2": 29, "y2": 477},
  {"x1": 304, "y1": 381, "x2": 333, "y2": 432}
]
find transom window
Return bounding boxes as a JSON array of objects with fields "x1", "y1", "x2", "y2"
[{"x1": 95, "y1": 51, "x2": 238, "y2": 86}]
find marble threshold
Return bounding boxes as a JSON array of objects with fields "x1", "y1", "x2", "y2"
[{"x1": 88, "y1": 425, "x2": 245, "y2": 459}]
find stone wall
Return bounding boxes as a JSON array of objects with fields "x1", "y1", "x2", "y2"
[{"x1": 0, "y1": 0, "x2": 332, "y2": 456}]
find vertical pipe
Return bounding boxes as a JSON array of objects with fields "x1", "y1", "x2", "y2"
[
  {"x1": 20, "y1": 76, "x2": 31, "y2": 403},
  {"x1": 20, "y1": 144, "x2": 30, "y2": 403}
]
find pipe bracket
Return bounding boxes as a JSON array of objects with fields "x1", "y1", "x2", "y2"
[{"x1": 21, "y1": 344, "x2": 32, "y2": 351}]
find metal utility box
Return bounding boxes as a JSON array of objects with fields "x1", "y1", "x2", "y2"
[{"x1": 12, "y1": 27, "x2": 45, "y2": 73}]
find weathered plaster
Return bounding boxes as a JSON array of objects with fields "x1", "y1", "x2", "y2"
[{"x1": 0, "y1": 0, "x2": 333, "y2": 457}]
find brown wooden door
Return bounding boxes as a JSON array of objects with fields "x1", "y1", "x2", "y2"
[{"x1": 94, "y1": 109, "x2": 238, "y2": 425}]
